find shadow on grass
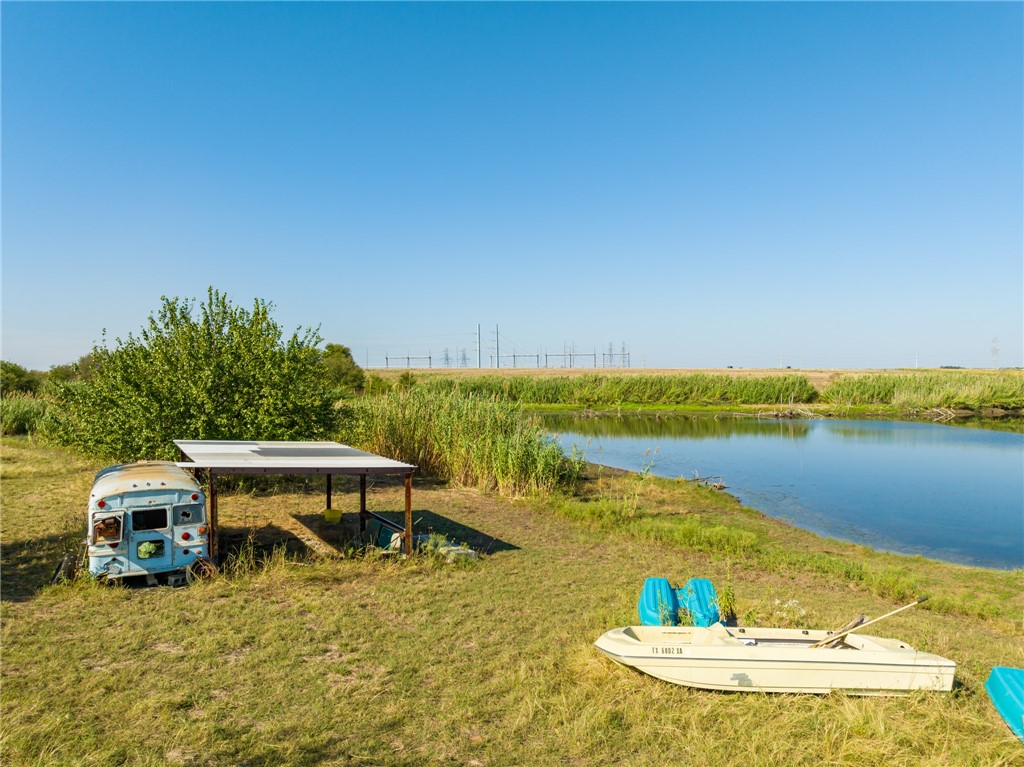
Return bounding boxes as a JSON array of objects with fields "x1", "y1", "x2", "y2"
[
  {"x1": 1, "y1": 532, "x2": 82, "y2": 602},
  {"x1": 290, "y1": 509, "x2": 519, "y2": 555},
  {"x1": 2, "y1": 523, "x2": 324, "y2": 603},
  {"x1": 219, "y1": 522, "x2": 321, "y2": 560}
]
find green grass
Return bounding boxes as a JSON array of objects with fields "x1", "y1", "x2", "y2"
[{"x1": 2, "y1": 437, "x2": 1023, "y2": 766}]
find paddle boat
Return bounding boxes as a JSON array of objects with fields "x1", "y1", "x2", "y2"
[
  {"x1": 594, "y1": 621, "x2": 956, "y2": 695},
  {"x1": 985, "y1": 666, "x2": 1024, "y2": 742}
]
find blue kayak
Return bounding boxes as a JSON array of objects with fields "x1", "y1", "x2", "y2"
[{"x1": 985, "y1": 666, "x2": 1024, "y2": 743}]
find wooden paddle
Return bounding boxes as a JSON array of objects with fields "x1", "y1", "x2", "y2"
[{"x1": 809, "y1": 597, "x2": 929, "y2": 649}]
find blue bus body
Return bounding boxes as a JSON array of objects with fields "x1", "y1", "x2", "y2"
[{"x1": 87, "y1": 461, "x2": 209, "y2": 584}]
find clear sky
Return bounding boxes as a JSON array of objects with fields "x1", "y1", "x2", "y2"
[{"x1": 3, "y1": 2, "x2": 1022, "y2": 371}]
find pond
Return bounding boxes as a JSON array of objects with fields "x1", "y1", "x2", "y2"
[{"x1": 545, "y1": 415, "x2": 1024, "y2": 570}]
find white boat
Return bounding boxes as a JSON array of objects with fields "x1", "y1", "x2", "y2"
[{"x1": 594, "y1": 623, "x2": 955, "y2": 695}]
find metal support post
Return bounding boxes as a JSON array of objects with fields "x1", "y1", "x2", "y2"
[
  {"x1": 404, "y1": 473, "x2": 413, "y2": 555},
  {"x1": 359, "y1": 474, "x2": 367, "y2": 532}
]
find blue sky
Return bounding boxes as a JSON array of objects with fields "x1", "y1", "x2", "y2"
[{"x1": 3, "y1": 2, "x2": 1021, "y2": 371}]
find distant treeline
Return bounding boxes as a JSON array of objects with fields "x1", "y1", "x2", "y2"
[{"x1": 408, "y1": 372, "x2": 1024, "y2": 411}]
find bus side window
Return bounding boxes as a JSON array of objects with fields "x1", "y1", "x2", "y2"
[{"x1": 174, "y1": 504, "x2": 205, "y2": 525}]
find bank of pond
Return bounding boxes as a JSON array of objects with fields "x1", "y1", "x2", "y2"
[{"x1": 545, "y1": 413, "x2": 1024, "y2": 570}]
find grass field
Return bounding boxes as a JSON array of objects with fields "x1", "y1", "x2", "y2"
[{"x1": 2, "y1": 437, "x2": 1023, "y2": 766}]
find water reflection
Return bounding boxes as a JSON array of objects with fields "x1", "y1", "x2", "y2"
[
  {"x1": 546, "y1": 415, "x2": 1024, "y2": 570},
  {"x1": 542, "y1": 413, "x2": 811, "y2": 440}
]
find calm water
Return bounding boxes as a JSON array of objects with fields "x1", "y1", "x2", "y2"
[{"x1": 546, "y1": 416, "x2": 1024, "y2": 569}]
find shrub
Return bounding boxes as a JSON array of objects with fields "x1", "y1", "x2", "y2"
[
  {"x1": 323, "y1": 343, "x2": 365, "y2": 394},
  {"x1": 43, "y1": 288, "x2": 337, "y2": 461}
]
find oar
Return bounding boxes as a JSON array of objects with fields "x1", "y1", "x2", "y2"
[{"x1": 809, "y1": 597, "x2": 929, "y2": 649}]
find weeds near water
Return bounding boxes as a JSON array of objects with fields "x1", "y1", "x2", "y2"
[
  {"x1": 415, "y1": 372, "x2": 820, "y2": 406},
  {"x1": 716, "y1": 562, "x2": 738, "y2": 623},
  {"x1": 339, "y1": 388, "x2": 583, "y2": 496},
  {"x1": 865, "y1": 566, "x2": 923, "y2": 603},
  {"x1": 820, "y1": 372, "x2": 1024, "y2": 410},
  {"x1": 617, "y1": 448, "x2": 657, "y2": 522},
  {"x1": 741, "y1": 591, "x2": 808, "y2": 627}
]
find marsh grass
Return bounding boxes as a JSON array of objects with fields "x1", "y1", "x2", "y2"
[
  {"x1": 3, "y1": 438, "x2": 1023, "y2": 766},
  {"x1": 0, "y1": 393, "x2": 48, "y2": 435},
  {"x1": 341, "y1": 388, "x2": 582, "y2": 496},
  {"x1": 416, "y1": 372, "x2": 820, "y2": 406},
  {"x1": 380, "y1": 368, "x2": 1023, "y2": 413},
  {"x1": 820, "y1": 372, "x2": 1024, "y2": 410}
]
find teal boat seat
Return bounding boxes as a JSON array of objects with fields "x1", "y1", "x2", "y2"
[{"x1": 638, "y1": 577, "x2": 721, "y2": 627}]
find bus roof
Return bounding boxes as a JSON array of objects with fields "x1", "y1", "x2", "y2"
[{"x1": 91, "y1": 461, "x2": 201, "y2": 500}]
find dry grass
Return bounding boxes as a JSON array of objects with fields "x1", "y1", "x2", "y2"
[{"x1": 2, "y1": 437, "x2": 1023, "y2": 766}]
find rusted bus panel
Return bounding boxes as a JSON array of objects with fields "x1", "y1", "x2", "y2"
[{"x1": 91, "y1": 461, "x2": 202, "y2": 502}]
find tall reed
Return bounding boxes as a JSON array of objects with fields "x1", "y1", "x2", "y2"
[
  {"x1": 417, "y1": 373, "x2": 819, "y2": 406},
  {"x1": 0, "y1": 393, "x2": 48, "y2": 435},
  {"x1": 340, "y1": 389, "x2": 582, "y2": 496},
  {"x1": 821, "y1": 372, "x2": 1024, "y2": 410}
]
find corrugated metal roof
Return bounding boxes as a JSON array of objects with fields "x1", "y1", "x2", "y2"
[{"x1": 174, "y1": 440, "x2": 415, "y2": 475}]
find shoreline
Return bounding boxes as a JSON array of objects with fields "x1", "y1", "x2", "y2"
[{"x1": 578, "y1": 459, "x2": 1021, "y2": 572}]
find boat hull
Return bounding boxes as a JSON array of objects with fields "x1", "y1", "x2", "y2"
[{"x1": 594, "y1": 624, "x2": 955, "y2": 695}]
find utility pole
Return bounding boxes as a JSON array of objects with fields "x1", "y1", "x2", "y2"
[
  {"x1": 477, "y1": 324, "x2": 481, "y2": 368},
  {"x1": 495, "y1": 325, "x2": 500, "y2": 369}
]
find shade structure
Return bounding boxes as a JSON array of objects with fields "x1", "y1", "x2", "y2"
[{"x1": 174, "y1": 440, "x2": 417, "y2": 557}]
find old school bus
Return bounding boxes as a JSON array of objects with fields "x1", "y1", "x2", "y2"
[{"x1": 87, "y1": 461, "x2": 212, "y2": 585}]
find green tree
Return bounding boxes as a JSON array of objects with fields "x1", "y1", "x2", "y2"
[
  {"x1": 46, "y1": 354, "x2": 96, "y2": 384},
  {"x1": 323, "y1": 343, "x2": 365, "y2": 394},
  {"x1": 1, "y1": 361, "x2": 41, "y2": 394},
  {"x1": 44, "y1": 288, "x2": 337, "y2": 461}
]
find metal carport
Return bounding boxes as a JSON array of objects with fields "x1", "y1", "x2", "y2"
[{"x1": 174, "y1": 440, "x2": 417, "y2": 557}]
